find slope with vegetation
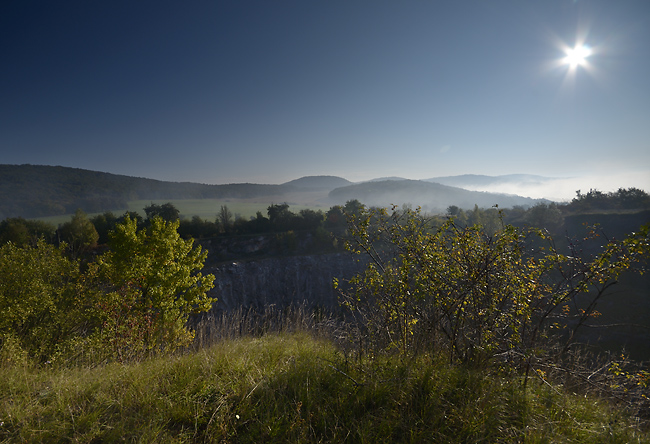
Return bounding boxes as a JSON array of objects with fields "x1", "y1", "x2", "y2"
[
  {"x1": 1, "y1": 190, "x2": 650, "y2": 441},
  {"x1": 3, "y1": 333, "x2": 648, "y2": 443}
]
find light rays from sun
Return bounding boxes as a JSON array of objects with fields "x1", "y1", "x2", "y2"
[
  {"x1": 562, "y1": 44, "x2": 592, "y2": 68},
  {"x1": 541, "y1": 29, "x2": 601, "y2": 98}
]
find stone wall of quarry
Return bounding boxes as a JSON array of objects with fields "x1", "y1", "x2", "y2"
[
  {"x1": 203, "y1": 253, "x2": 366, "y2": 314},
  {"x1": 194, "y1": 228, "x2": 650, "y2": 360}
]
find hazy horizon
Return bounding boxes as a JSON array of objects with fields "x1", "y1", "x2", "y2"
[
  {"x1": 1, "y1": 1, "x2": 648, "y2": 199},
  {"x1": 7, "y1": 162, "x2": 648, "y2": 203}
]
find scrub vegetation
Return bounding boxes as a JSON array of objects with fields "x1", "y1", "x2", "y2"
[{"x1": 1, "y1": 190, "x2": 649, "y2": 442}]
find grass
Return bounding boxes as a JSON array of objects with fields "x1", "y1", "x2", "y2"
[
  {"x1": 1, "y1": 332, "x2": 648, "y2": 443},
  {"x1": 127, "y1": 199, "x2": 329, "y2": 222},
  {"x1": 34, "y1": 197, "x2": 330, "y2": 226}
]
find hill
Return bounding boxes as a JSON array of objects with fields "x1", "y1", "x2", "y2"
[
  {"x1": 0, "y1": 164, "x2": 293, "y2": 219},
  {"x1": 0, "y1": 165, "x2": 557, "y2": 220},
  {"x1": 424, "y1": 173, "x2": 556, "y2": 188},
  {"x1": 329, "y1": 179, "x2": 545, "y2": 212},
  {"x1": 363, "y1": 176, "x2": 408, "y2": 182},
  {"x1": 281, "y1": 175, "x2": 351, "y2": 190}
]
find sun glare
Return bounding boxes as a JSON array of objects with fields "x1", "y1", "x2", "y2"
[
  {"x1": 547, "y1": 37, "x2": 600, "y2": 94},
  {"x1": 563, "y1": 45, "x2": 591, "y2": 67}
]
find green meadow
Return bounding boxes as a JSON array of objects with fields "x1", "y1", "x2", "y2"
[
  {"x1": 35, "y1": 197, "x2": 331, "y2": 226},
  {"x1": 127, "y1": 199, "x2": 328, "y2": 221}
]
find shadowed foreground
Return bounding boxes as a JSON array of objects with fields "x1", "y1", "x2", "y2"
[{"x1": 1, "y1": 333, "x2": 647, "y2": 443}]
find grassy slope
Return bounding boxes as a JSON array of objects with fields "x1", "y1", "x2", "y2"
[{"x1": 1, "y1": 333, "x2": 646, "y2": 443}]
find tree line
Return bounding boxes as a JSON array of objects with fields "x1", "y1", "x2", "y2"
[{"x1": 2, "y1": 187, "x2": 650, "y2": 253}]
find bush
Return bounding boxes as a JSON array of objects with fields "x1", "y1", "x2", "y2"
[
  {"x1": 338, "y1": 205, "x2": 650, "y2": 374},
  {"x1": 0, "y1": 240, "x2": 81, "y2": 362}
]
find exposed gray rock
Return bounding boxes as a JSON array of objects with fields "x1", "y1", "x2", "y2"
[{"x1": 204, "y1": 253, "x2": 366, "y2": 313}]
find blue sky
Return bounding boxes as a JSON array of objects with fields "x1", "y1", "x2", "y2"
[{"x1": 1, "y1": 1, "x2": 649, "y2": 199}]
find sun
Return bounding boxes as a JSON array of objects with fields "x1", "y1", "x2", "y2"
[{"x1": 563, "y1": 45, "x2": 591, "y2": 68}]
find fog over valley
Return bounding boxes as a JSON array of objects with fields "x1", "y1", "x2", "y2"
[{"x1": 423, "y1": 172, "x2": 650, "y2": 202}]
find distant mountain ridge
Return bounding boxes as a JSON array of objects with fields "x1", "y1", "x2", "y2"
[
  {"x1": 329, "y1": 179, "x2": 546, "y2": 213},
  {"x1": 0, "y1": 164, "x2": 298, "y2": 219},
  {"x1": 362, "y1": 176, "x2": 408, "y2": 183},
  {"x1": 1, "y1": 164, "x2": 548, "y2": 219},
  {"x1": 424, "y1": 174, "x2": 557, "y2": 188},
  {"x1": 281, "y1": 175, "x2": 352, "y2": 190}
]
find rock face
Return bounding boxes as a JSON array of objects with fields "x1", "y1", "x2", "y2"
[{"x1": 204, "y1": 253, "x2": 366, "y2": 313}]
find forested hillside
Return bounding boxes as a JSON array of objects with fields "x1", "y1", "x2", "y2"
[{"x1": 0, "y1": 165, "x2": 293, "y2": 218}]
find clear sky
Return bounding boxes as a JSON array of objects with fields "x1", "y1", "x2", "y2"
[{"x1": 1, "y1": 1, "x2": 649, "y2": 199}]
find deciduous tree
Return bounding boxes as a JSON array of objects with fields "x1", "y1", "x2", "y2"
[
  {"x1": 58, "y1": 209, "x2": 99, "y2": 257},
  {"x1": 144, "y1": 202, "x2": 180, "y2": 222},
  {"x1": 0, "y1": 217, "x2": 55, "y2": 246},
  {"x1": 218, "y1": 205, "x2": 233, "y2": 233},
  {"x1": 89, "y1": 215, "x2": 215, "y2": 358}
]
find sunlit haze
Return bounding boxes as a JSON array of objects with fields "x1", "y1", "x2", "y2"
[{"x1": 1, "y1": 1, "x2": 648, "y2": 201}]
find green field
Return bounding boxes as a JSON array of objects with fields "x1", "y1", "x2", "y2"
[
  {"x1": 35, "y1": 197, "x2": 332, "y2": 226},
  {"x1": 128, "y1": 199, "x2": 328, "y2": 221}
]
